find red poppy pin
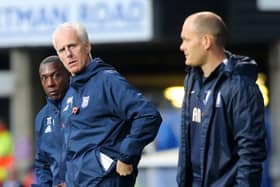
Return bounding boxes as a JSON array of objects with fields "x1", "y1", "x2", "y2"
[{"x1": 72, "y1": 107, "x2": 79, "y2": 115}]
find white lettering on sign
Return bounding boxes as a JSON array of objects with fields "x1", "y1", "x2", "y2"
[{"x1": 0, "y1": 0, "x2": 152, "y2": 47}]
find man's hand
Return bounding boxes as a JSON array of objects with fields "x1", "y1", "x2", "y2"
[
  {"x1": 116, "y1": 160, "x2": 133, "y2": 176},
  {"x1": 55, "y1": 182, "x2": 66, "y2": 187}
]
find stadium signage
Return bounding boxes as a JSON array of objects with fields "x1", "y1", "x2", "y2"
[{"x1": 0, "y1": 0, "x2": 153, "y2": 47}]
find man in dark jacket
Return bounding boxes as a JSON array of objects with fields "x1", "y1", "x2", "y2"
[
  {"x1": 34, "y1": 56, "x2": 69, "y2": 187},
  {"x1": 52, "y1": 22, "x2": 162, "y2": 186},
  {"x1": 177, "y1": 11, "x2": 266, "y2": 187}
]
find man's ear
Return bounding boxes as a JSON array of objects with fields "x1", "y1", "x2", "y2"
[
  {"x1": 85, "y1": 42, "x2": 92, "y2": 54},
  {"x1": 202, "y1": 34, "x2": 212, "y2": 50}
]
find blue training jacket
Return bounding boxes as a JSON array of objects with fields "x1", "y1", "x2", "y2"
[
  {"x1": 177, "y1": 52, "x2": 266, "y2": 187},
  {"x1": 61, "y1": 58, "x2": 162, "y2": 186},
  {"x1": 34, "y1": 97, "x2": 66, "y2": 186}
]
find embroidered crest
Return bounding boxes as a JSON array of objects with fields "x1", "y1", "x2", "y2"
[{"x1": 81, "y1": 96, "x2": 90, "y2": 108}]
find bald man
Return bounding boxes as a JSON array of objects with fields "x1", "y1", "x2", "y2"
[{"x1": 177, "y1": 11, "x2": 266, "y2": 187}]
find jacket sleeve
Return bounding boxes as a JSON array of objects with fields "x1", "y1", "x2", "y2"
[
  {"x1": 107, "y1": 73, "x2": 162, "y2": 164},
  {"x1": 33, "y1": 115, "x2": 52, "y2": 186},
  {"x1": 231, "y1": 80, "x2": 266, "y2": 186}
]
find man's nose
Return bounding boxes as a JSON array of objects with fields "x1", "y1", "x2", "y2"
[
  {"x1": 47, "y1": 77, "x2": 55, "y2": 86},
  {"x1": 65, "y1": 47, "x2": 73, "y2": 57},
  {"x1": 180, "y1": 43, "x2": 184, "y2": 51}
]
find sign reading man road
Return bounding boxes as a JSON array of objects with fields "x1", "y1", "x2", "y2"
[{"x1": 0, "y1": 0, "x2": 153, "y2": 47}]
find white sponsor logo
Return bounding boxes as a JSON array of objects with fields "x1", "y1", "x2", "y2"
[
  {"x1": 44, "y1": 117, "x2": 52, "y2": 133},
  {"x1": 63, "y1": 96, "x2": 73, "y2": 112},
  {"x1": 203, "y1": 90, "x2": 211, "y2": 105},
  {"x1": 192, "y1": 107, "x2": 201, "y2": 123}
]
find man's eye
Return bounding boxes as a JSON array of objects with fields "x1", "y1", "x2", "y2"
[
  {"x1": 41, "y1": 76, "x2": 47, "y2": 81},
  {"x1": 58, "y1": 48, "x2": 65, "y2": 53},
  {"x1": 53, "y1": 73, "x2": 59, "y2": 78}
]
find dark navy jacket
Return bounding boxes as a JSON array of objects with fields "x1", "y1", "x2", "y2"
[
  {"x1": 34, "y1": 97, "x2": 65, "y2": 186},
  {"x1": 177, "y1": 52, "x2": 266, "y2": 187},
  {"x1": 61, "y1": 58, "x2": 162, "y2": 186}
]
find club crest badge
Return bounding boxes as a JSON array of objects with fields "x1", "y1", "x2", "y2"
[{"x1": 81, "y1": 96, "x2": 90, "y2": 108}]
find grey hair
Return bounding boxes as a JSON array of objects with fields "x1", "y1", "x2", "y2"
[{"x1": 52, "y1": 22, "x2": 90, "y2": 50}]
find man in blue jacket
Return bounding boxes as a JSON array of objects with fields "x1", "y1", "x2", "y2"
[
  {"x1": 52, "y1": 22, "x2": 162, "y2": 186},
  {"x1": 34, "y1": 56, "x2": 69, "y2": 187},
  {"x1": 177, "y1": 11, "x2": 266, "y2": 187}
]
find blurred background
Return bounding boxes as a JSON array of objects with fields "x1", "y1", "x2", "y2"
[{"x1": 0, "y1": 0, "x2": 279, "y2": 186}]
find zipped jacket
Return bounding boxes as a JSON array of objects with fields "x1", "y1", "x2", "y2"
[
  {"x1": 61, "y1": 58, "x2": 162, "y2": 186},
  {"x1": 34, "y1": 98, "x2": 65, "y2": 186},
  {"x1": 177, "y1": 52, "x2": 266, "y2": 187}
]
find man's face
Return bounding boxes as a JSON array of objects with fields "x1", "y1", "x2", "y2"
[
  {"x1": 180, "y1": 19, "x2": 206, "y2": 67},
  {"x1": 54, "y1": 28, "x2": 91, "y2": 75},
  {"x1": 39, "y1": 62, "x2": 69, "y2": 101}
]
